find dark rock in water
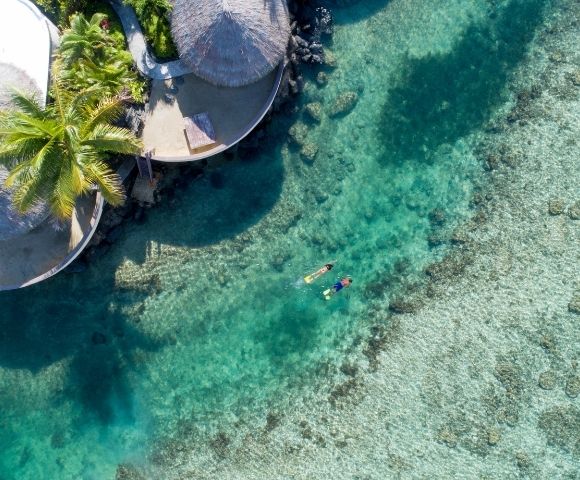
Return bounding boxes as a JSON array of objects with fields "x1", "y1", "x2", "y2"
[
  {"x1": 437, "y1": 426, "x2": 458, "y2": 448},
  {"x1": 538, "y1": 405, "x2": 580, "y2": 455},
  {"x1": 485, "y1": 153, "x2": 500, "y2": 170},
  {"x1": 316, "y1": 71, "x2": 329, "y2": 86},
  {"x1": 106, "y1": 225, "x2": 123, "y2": 244},
  {"x1": 305, "y1": 102, "x2": 323, "y2": 122},
  {"x1": 101, "y1": 209, "x2": 124, "y2": 230},
  {"x1": 295, "y1": 35, "x2": 309, "y2": 48},
  {"x1": 486, "y1": 427, "x2": 501, "y2": 446},
  {"x1": 300, "y1": 142, "x2": 318, "y2": 163},
  {"x1": 565, "y1": 376, "x2": 580, "y2": 398},
  {"x1": 538, "y1": 370, "x2": 557, "y2": 390},
  {"x1": 340, "y1": 363, "x2": 358, "y2": 377},
  {"x1": 494, "y1": 362, "x2": 523, "y2": 397},
  {"x1": 116, "y1": 463, "x2": 146, "y2": 480},
  {"x1": 133, "y1": 206, "x2": 146, "y2": 224},
  {"x1": 91, "y1": 332, "x2": 107, "y2": 345},
  {"x1": 568, "y1": 294, "x2": 580, "y2": 314},
  {"x1": 209, "y1": 171, "x2": 225, "y2": 189},
  {"x1": 427, "y1": 233, "x2": 446, "y2": 248},
  {"x1": 329, "y1": 378, "x2": 358, "y2": 406},
  {"x1": 210, "y1": 432, "x2": 230, "y2": 457},
  {"x1": 65, "y1": 259, "x2": 87, "y2": 274},
  {"x1": 309, "y1": 42, "x2": 324, "y2": 54},
  {"x1": 389, "y1": 298, "x2": 419, "y2": 314},
  {"x1": 328, "y1": 91, "x2": 358, "y2": 117},
  {"x1": 539, "y1": 334, "x2": 556, "y2": 352},
  {"x1": 548, "y1": 198, "x2": 565, "y2": 215},
  {"x1": 568, "y1": 201, "x2": 580, "y2": 220},
  {"x1": 429, "y1": 208, "x2": 446, "y2": 226},
  {"x1": 289, "y1": 78, "x2": 301, "y2": 95},
  {"x1": 265, "y1": 412, "x2": 281, "y2": 432},
  {"x1": 288, "y1": 121, "x2": 309, "y2": 146},
  {"x1": 310, "y1": 54, "x2": 324, "y2": 64},
  {"x1": 515, "y1": 451, "x2": 531, "y2": 470},
  {"x1": 50, "y1": 431, "x2": 66, "y2": 449}
]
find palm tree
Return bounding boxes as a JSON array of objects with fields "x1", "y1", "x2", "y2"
[
  {"x1": 0, "y1": 73, "x2": 142, "y2": 220},
  {"x1": 58, "y1": 13, "x2": 112, "y2": 68},
  {"x1": 57, "y1": 13, "x2": 143, "y2": 99}
]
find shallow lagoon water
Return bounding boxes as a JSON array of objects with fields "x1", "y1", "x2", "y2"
[{"x1": 0, "y1": 0, "x2": 571, "y2": 478}]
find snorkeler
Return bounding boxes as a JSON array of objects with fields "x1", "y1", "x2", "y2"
[
  {"x1": 323, "y1": 277, "x2": 352, "y2": 300},
  {"x1": 304, "y1": 261, "x2": 335, "y2": 284}
]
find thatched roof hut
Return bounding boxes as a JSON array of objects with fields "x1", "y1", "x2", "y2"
[
  {"x1": 0, "y1": 62, "x2": 49, "y2": 241},
  {"x1": 171, "y1": 0, "x2": 291, "y2": 88}
]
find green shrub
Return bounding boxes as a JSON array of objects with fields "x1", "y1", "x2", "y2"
[
  {"x1": 33, "y1": 0, "x2": 88, "y2": 26},
  {"x1": 57, "y1": 13, "x2": 146, "y2": 102},
  {"x1": 124, "y1": 0, "x2": 178, "y2": 60}
]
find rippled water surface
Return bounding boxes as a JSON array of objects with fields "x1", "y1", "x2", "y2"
[{"x1": 0, "y1": 0, "x2": 564, "y2": 478}]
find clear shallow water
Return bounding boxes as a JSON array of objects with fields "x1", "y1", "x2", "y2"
[{"x1": 0, "y1": 0, "x2": 558, "y2": 478}]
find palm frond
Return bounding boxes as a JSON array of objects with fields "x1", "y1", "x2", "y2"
[
  {"x1": 81, "y1": 96, "x2": 124, "y2": 135},
  {"x1": 84, "y1": 124, "x2": 142, "y2": 154},
  {"x1": 8, "y1": 90, "x2": 48, "y2": 119},
  {"x1": 85, "y1": 161, "x2": 125, "y2": 206}
]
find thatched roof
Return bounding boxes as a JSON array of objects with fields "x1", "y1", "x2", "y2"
[
  {"x1": 0, "y1": 62, "x2": 49, "y2": 241},
  {"x1": 0, "y1": 62, "x2": 41, "y2": 109},
  {"x1": 171, "y1": 0, "x2": 290, "y2": 87}
]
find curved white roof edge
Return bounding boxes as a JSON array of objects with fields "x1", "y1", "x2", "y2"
[
  {"x1": 0, "y1": 193, "x2": 105, "y2": 291},
  {"x1": 150, "y1": 61, "x2": 286, "y2": 162},
  {"x1": 0, "y1": 0, "x2": 54, "y2": 106}
]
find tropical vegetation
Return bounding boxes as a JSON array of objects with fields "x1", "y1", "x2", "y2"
[
  {"x1": 57, "y1": 12, "x2": 146, "y2": 102},
  {"x1": 0, "y1": 72, "x2": 142, "y2": 220},
  {"x1": 33, "y1": 0, "x2": 89, "y2": 26},
  {"x1": 124, "y1": 0, "x2": 177, "y2": 60}
]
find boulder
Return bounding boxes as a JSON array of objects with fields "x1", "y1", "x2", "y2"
[
  {"x1": 565, "y1": 376, "x2": 580, "y2": 398},
  {"x1": 538, "y1": 405, "x2": 580, "y2": 455},
  {"x1": 316, "y1": 72, "x2": 329, "y2": 86},
  {"x1": 567, "y1": 200, "x2": 580, "y2": 220},
  {"x1": 329, "y1": 91, "x2": 358, "y2": 117},
  {"x1": 91, "y1": 332, "x2": 107, "y2": 345},
  {"x1": 569, "y1": 294, "x2": 580, "y2": 314},
  {"x1": 548, "y1": 198, "x2": 565, "y2": 215},
  {"x1": 538, "y1": 370, "x2": 557, "y2": 390},
  {"x1": 487, "y1": 427, "x2": 501, "y2": 446},
  {"x1": 300, "y1": 142, "x2": 319, "y2": 163},
  {"x1": 305, "y1": 102, "x2": 323, "y2": 122},
  {"x1": 289, "y1": 121, "x2": 309, "y2": 146}
]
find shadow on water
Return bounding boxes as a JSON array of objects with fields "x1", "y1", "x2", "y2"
[
  {"x1": 378, "y1": 0, "x2": 548, "y2": 164},
  {"x1": 0, "y1": 268, "x2": 164, "y2": 424},
  {"x1": 118, "y1": 127, "x2": 286, "y2": 266}
]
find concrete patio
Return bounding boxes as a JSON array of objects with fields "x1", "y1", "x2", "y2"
[
  {"x1": 141, "y1": 65, "x2": 283, "y2": 161},
  {"x1": 0, "y1": 193, "x2": 103, "y2": 290}
]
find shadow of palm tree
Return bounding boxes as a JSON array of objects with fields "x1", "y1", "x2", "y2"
[{"x1": 377, "y1": 0, "x2": 548, "y2": 165}]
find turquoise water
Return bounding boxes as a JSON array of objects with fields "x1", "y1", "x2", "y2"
[{"x1": 0, "y1": 0, "x2": 564, "y2": 478}]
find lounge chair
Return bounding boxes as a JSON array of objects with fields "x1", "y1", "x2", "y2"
[{"x1": 183, "y1": 113, "x2": 216, "y2": 150}]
